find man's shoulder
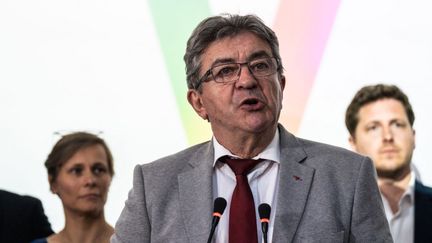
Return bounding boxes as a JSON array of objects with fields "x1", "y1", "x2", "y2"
[
  {"x1": 138, "y1": 140, "x2": 212, "y2": 172},
  {"x1": 298, "y1": 137, "x2": 363, "y2": 160},
  {"x1": 415, "y1": 180, "x2": 432, "y2": 197},
  {"x1": 414, "y1": 180, "x2": 432, "y2": 239},
  {"x1": 278, "y1": 124, "x2": 365, "y2": 162},
  {"x1": 299, "y1": 138, "x2": 369, "y2": 172},
  {"x1": 279, "y1": 124, "x2": 369, "y2": 171},
  {"x1": 0, "y1": 190, "x2": 45, "y2": 222},
  {"x1": 0, "y1": 189, "x2": 41, "y2": 206},
  {"x1": 0, "y1": 190, "x2": 53, "y2": 243}
]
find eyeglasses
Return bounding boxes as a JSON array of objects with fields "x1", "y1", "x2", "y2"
[{"x1": 196, "y1": 57, "x2": 278, "y2": 89}]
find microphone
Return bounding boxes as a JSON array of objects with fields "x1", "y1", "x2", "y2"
[
  {"x1": 207, "y1": 197, "x2": 227, "y2": 243},
  {"x1": 258, "y1": 203, "x2": 271, "y2": 243}
]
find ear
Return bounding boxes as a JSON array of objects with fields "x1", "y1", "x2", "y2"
[
  {"x1": 348, "y1": 135, "x2": 357, "y2": 151},
  {"x1": 187, "y1": 89, "x2": 209, "y2": 120},
  {"x1": 49, "y1": 175, "x2": 57, "y2": 194},
  {"x1": 279, "y1": 74, "x2": 286, "y2": 92},
  {"x1": 413, "y1": 129, "x2": 416, "y2": 149}
]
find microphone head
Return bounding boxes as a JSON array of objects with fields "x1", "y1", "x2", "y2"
[
  {"x1": 213, "y1": 197, "x2": 227, "y2": 215},
  {"x1": 258, "y1": 203, "x2": 271, "y2": 220}
]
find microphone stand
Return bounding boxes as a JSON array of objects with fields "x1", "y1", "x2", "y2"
[
  {"x1": 207, "y1": 197, "x2": 226, "y2": 243},
  {"x1": 258, "y1": 203, "x2": 271, "y2": 243},
  {"x1": 207, "y1": 216, "x2": 220, "y2": 243},
  {"x1": 262, "y1": 222, "x2": 269, "y2": 243}
]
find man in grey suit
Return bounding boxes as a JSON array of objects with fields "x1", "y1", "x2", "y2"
[{"x1": 112, "y1": 14, "x2": 392, "y2": 243}]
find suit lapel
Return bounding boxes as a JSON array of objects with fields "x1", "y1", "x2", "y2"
[
  {"x1": 175, "y1": 127, "x2": 316, "y2": 242},
  {"x1": 414, "y1": 180, "x2": 432, "y2": 242},
  {"x1": 178, "y1": 142, "x2": 214, "y2": 242},
  {"x1": 273, "y1": 126, "x2": 315, "y2": 242}
]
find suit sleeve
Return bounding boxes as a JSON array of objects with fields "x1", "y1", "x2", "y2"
[
  {"x1": 28, "y1": 196, "x2": 54, "y2": 239},
  {"x1": 349, "y1": 157, "x2": 393, "y2": 242},
  {"x1": 111, "y1": 165, "x2": 151, "y2": 243}
]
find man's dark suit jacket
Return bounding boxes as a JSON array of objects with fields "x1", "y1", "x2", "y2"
[
  {"x1": 0, "y1": 190, "x2": 53, "y2": 243},
  {"x1": 414, "y1": 181, "x2": 432, "y2": 243}
]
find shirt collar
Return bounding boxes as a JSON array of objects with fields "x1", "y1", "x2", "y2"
[
  {"x1": 406, "y1": 170, "x2": 415, "y2": 199},
  {"x1": 381, "y1": 170, "x2": 415, "y2": 219},
  {"x1": 391, "y1": 171, "x2": 415, "y2": 208},
  {"x1": 212, "y1": 129, "x2": 281, "y2": 166}
]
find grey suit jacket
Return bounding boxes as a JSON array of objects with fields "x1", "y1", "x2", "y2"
[{"x1": 112, "y1": 125, "x2": 392, "y2": 242}]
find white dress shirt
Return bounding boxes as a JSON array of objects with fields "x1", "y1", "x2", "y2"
[
  {"x1": 381, "y1": 171, "x2": 415, "y2": 243},
  {"x1": 212, "y1": 130, "x2": 280, "y2": 243}
]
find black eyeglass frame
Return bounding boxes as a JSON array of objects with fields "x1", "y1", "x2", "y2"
[{"x1": 194, "y1": 57, "x2": 280, "y2": 89}]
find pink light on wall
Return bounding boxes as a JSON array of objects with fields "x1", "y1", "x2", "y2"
[{"x1": 273, "y1": 0, "x2": 341, "y2": 134}]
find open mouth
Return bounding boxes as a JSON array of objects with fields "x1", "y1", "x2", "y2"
[
  {"x1": 242, "y1": 98, "x2": 259, "y2": 105},
  {"x1": 240, "y1": 98, "x2": 263, "y2": 110}
]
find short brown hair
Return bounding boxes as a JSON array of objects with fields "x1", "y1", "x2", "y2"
[
  {"x1": 45, "y1": 132, "x2": 114, "y2": 183},
  {"x1": 345, "y1": 84, "x2": 415, "y2": 137}
]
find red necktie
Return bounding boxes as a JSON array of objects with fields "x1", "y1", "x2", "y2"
[{"x1": 221, "y1": 156, "x2": 262, "y2": 243}]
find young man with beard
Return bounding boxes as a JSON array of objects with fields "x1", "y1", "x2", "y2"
[{"x1": 346, "y1": 84, "x2": 432, "y2": 243}]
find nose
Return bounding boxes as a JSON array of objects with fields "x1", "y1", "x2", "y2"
[
  {"x1": 235, "y1": 64, "x2": 258, "y2": 89},
  {"x1": 382, "y1": 126, "x2": 394, "y2": 143},
  {"x1": 84, "y1": 172, "x2": 97, "y2": 187}
]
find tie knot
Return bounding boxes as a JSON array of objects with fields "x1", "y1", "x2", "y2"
[{"x1": 220, "y1": 156, "x2": 263, "y2": 175}]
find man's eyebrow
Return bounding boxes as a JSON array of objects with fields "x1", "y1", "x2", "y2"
[
  {"x1": 210, "y1": 57, "x2": 236, "y2": 67},
  {"x1": 389, "y1": 118, "x2": 407, "y2": 124},
  {"x1": 365, "y1": 120, "x2": 380, "y2": 125}
]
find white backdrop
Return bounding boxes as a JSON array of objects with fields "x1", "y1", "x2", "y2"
[{"x1": 1, "y1": 0, "x2": 431, "y2": 231}]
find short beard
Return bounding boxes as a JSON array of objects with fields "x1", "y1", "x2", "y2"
[{"x1": 377, "y1": 164, "x2": 411, "y2": 181}]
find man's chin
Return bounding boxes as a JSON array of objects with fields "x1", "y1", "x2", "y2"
[
  {"x1": 244, "y1": 120, "x2": 277, "y2": 135},
  {"x1": 377, "y1": 166, "x2": 410, "y2": 180}
]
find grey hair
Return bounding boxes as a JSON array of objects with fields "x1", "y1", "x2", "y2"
[{"x1": 184, "y1": 14, "x2": 284, "y2": 90}]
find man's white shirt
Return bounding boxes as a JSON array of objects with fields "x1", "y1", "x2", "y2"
[
  {"x1": 212, "y1": 130, "x2": 280, "y2": 243},
  {"x1": 381, "y1": 170, "x2": 416, "y2": 243}
]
